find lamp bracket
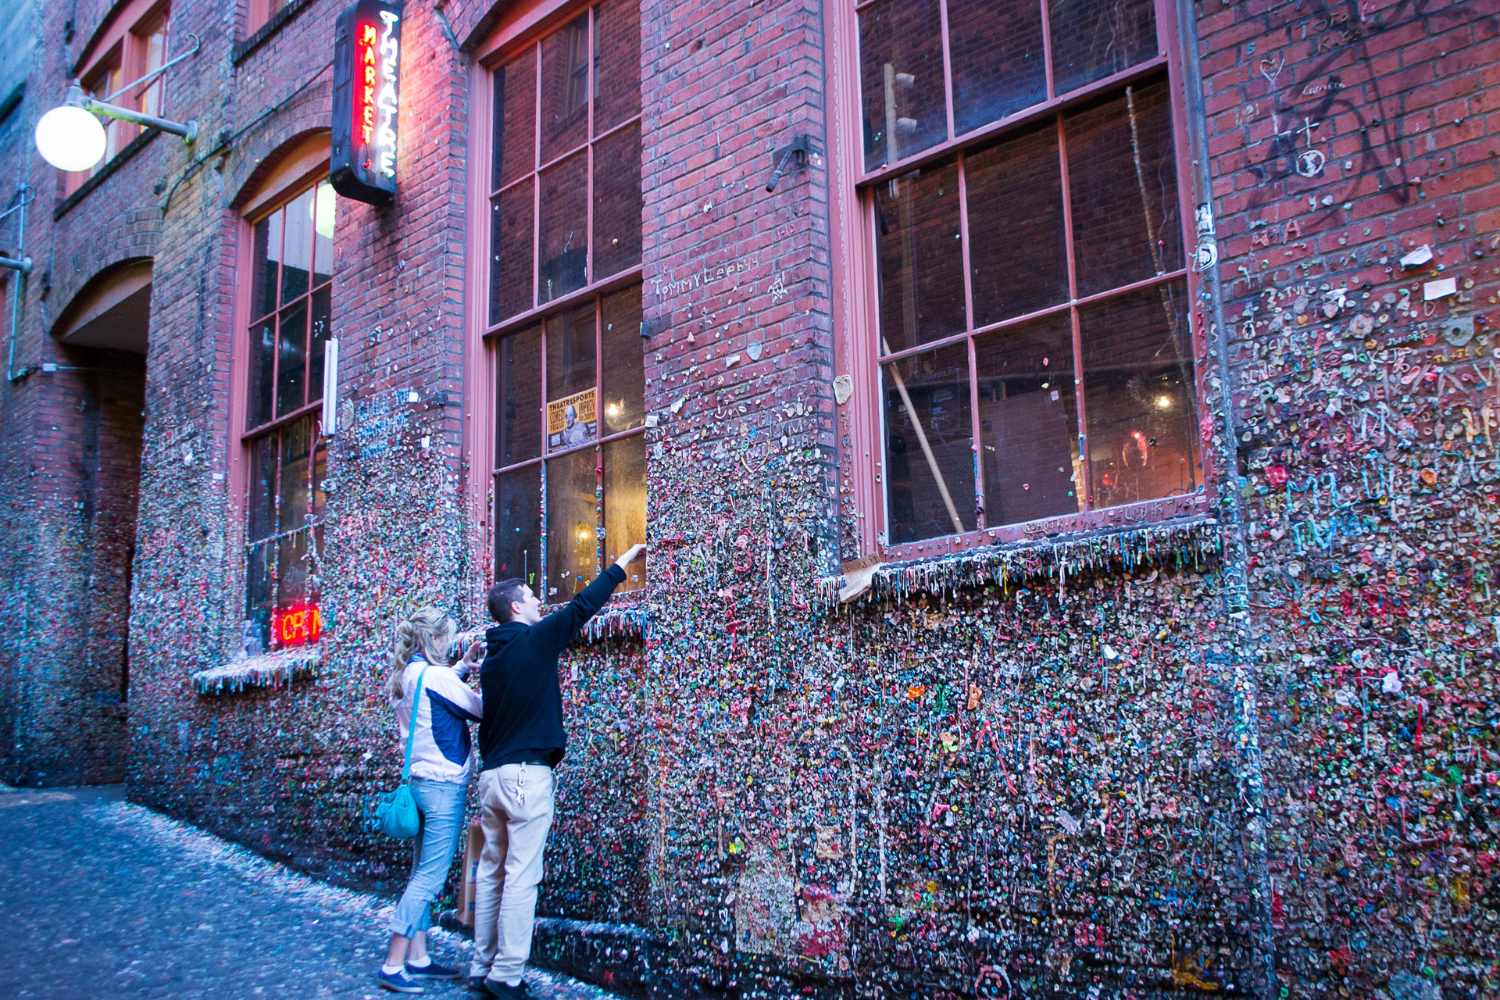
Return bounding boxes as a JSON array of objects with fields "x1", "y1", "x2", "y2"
[
  {"x1": 99, "y1": 33, "x2": 201, "y2": 105},
  {"x1": 765, "y1": 134, "x2": 817, "y2": 192}
]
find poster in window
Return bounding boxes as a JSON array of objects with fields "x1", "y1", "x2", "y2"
[{"x1": 547, "y1": 387, "x2": 596, "y2": 449}]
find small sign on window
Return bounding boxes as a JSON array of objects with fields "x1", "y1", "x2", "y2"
[{"x1": 547, "y1": 387, "x2": 597, "y2": 449}]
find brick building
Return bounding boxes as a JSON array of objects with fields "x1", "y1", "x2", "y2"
[{"x1": 1, "y1": 0, "x2": 1497, "y2": 995}]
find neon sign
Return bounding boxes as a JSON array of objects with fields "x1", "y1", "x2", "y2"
[
  {"x1": 273, "y1": 604, "x2": 323, "y2": 647},
  {"x1": 331, "y1": 0, "x2": 403, "y2": 204}
]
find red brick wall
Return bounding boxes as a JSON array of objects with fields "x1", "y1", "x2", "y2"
[
  {"x1": 2, "y1": 0, "x2": 1497, "y2": 996},
  {"x1": 1199, "y1": 0, "x2": 1500, "y2": 994}
]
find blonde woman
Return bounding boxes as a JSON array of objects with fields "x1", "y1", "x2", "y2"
[{"x1": 378, "y1": 607, "x2": 483, "y2": 994}]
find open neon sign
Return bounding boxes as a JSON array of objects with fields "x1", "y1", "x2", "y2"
[
  {"x1": 331, "y1": 0, "x2": 403, "y2": 204},
  {"x1": 273, "y1": 604, "x2": 322, "y2": 647}
]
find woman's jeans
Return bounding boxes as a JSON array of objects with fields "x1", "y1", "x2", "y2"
[{"x1": 390, "y1": 777, "x2": 467, "y2": 937}]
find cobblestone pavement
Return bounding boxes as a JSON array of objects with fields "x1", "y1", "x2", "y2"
[{"x1": 0, "y1": 784, "x2": 624, "y2": 1000}]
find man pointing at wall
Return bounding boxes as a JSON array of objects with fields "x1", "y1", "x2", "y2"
[{"x1": 468, "y1": 543, "x2": 646, "y2": 998}]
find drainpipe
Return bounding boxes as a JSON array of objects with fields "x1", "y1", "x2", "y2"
[
  {"x1": 1174, "y1": 0, "x2": 1277, "y2": 994},
  {"x1": 3, "y1": 183, "x2": 34, "y2": 383},
  {"x1": 3, "y1": 184, "x2": 107, "y2": 381}
]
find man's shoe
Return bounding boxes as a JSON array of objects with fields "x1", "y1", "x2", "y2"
[
  {"x1": 377, "y1": 968, "x2": 425, "y2": 993},
  {"x1": 467, "y1": 975, "x2": 491, "y2": 993},
  {"x1": 406, "y1": 959, "x2": 462, "y2": 980},
  {"x1": 483, "y1": 978, "x2": 532, "y2": 999}
]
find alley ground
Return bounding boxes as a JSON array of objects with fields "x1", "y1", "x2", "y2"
[{"x1": 0, "y1": 784, "x2": 624, "y2": 1000}]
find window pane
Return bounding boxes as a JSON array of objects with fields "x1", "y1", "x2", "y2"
[
  {"x1": 1079, "y1": 281, "x2": 1200, "y2": 509},
  {"x1": 540, "y1": 13, "x2": 589, "y2": 163},
  {"x1": 245, "y1": 541, "x2": 275, "y2": 654},
  {"x1": 975, "y1": 314, "x2": 1081, "y2": 526},
  {"x1": 600, "y1": 285, "x2": 644, "y2": 436},
  {"x1": 1066, "y1": 81, "x2": 1183, "y2": 297},
  {"x1": 312, "y1": 181, "x2": 335, "y2": 287},
  {"x1": 496, "y1": 465, "x2": 542, "y2": 586},
  {"x1": 592, "y1": 122, "x2": 641, "y2": 279},
  {"x1": 279, "y1": 419, "x2": 313, "y2": 533},
  {"x1": 281, "y1": 187, "x2": 315, "y2": 303},
  {"x1": 967, "y1": 126, "x2": 1068, "y2": 325},
  {"x1": 492, "y1": 49, "x2": 537, "y2": 190},
  {"x1": 139, "y1": 21, "x2": 168, "y2": 116},
  {"x1": 308, "y1": 286, "x2": 331, "y2": 404},
  {"x1": 546, "y1": 303, "x2": 597, "y2": 451},
  {"x1": 247, "y1": 434, "x2": 278, "y2": 544},
  {"x1": 546, "y1": 302, "x2": 597, "y2": 402},
  {"x1": 312, "y1": 439, "x2": 328, "y2": 518},
  {"x1": 604, "y1": 435, "x2": 646, "y2": 592},
  {"x1": 490, "y1": 181, "x2": 536, "y2": 324},
  {"x1": 593, "y1": 0, "x2": 640, "y2": 135},
  {"x1": 252, "y1": 215, "x2": 280, "y2": 319},
  {"x1": 275, "y1": 300, "x2": 308, "y2": 418},
  {"x1": 1049, "y1": 0, "x2": 1158, "y2": 95},
  {"x1": 948, "y1": 0, "x2": 1045, "y2": 134},
  {"x1": 277, "y1": 529, "x2": 310, "y2": 620},
  {"x1": 882, "y1": 342, "x2": 976, "y2": 543},
  {"x1": 546, "y1": 448, "x2": 599, "y2": 597},
  {"x1": 247, "y1": 319, "x2": 275, "y2": 428},
  {"x1": 858, "y1": 0, "x2": 947, "y2": 170},
  {"x1": 875, "y1": 162, "x2": 965, "y2": 353},
  {"x1": 497, "y1": 324, "x2": 543, "y2": 467},
  {"x1": 538, "y1": 152, "x2": 589, "y2": 303}
]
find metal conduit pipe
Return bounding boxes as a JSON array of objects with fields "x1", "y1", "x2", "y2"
[
  {"x1": 3, "y1": 185, "x2": 109, "y2": 381},
  {"x1": 4, "y1": 183, "x2": 34, "y2": 383}
]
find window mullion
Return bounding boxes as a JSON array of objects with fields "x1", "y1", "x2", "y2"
[
  {"x1": 269, "y1": 204, "x2": 286, "y2": 418},
  {"x1": 1039, "y1": 0, "x2": 1056, "y2": 100},
  {"x1": 967, "y1": 334, "x2": 985, "y2": 530},
  {"x1": 302, "y1": 212, "x2": 317, "y2": 410},
  {"x1": 1054, "y1": 115, "x2": 1089, "y2": 511},
  {"x1": 937, "y1": 0, "x2": 955, "y2": 143},
  {"x1": 539, "y1": 313, "x2": 550, "y2": 594},
  {"x1": 532, "y1": 42, "x2": 543, "y2": 313},
  {"x1": 594, "y1": 298, "x2": 604, "y2": 558}
]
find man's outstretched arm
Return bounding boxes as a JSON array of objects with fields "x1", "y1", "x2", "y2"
[{"x1": 533, "y1": 544, "x2": 646, "y2": 652}]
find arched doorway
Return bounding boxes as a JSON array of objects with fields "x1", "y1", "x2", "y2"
[{"x1": 40, "y1": 260, "x2": 152, "y2": 784}]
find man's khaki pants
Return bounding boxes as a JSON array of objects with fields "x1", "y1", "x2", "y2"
[{"x1": 468, "y1": 763, "x2": 556, "y2": 985}]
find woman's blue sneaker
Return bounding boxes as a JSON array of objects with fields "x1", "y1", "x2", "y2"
[
  {"x1": 406, "y1": 959, "x2": 462, "y2": 980},
  {"x1": 377, "y1": 968, "x2": 425, "y2": 993}
]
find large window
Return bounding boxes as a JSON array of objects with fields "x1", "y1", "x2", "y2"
[
  {"x1": 65, "y1": 2, "x2": 172, "y2": 195},
  {"x1": 242, "y1": 178, "x2": 335, "y2": 651},
  {"x1": 247, "y1": 0, "x2": 297, "y2": 36},
  {"x1": 483, "y1": 0, "x2": 645, "y2": 598},
  {"x1": 851, "y1": 0, "x2": 1201, "y2": 546}
]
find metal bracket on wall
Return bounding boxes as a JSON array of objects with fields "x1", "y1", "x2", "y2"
[{"x1": 765, "y1": 135, "x2": 818, "y2": 192}]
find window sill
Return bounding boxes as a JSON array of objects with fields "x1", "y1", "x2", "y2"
[
  {"x1": 233, "y1": 0, "x2": 317, "y2": 64},
  {"x1": 534, "y1": 593, "x2": 649, "y2": 644},
  {"x1": 53, "y1": 128, "x2": 158, "y2": 220},
  {"x1": 192, "y1": 645, "x2": 321, "y2": 696},
  {"x1": 824, "y1": 502, "x2": 1220, "y2": 607}
]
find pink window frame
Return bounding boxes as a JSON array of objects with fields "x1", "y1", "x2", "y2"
[
  {"x1": 825, "y1": 0, "x2": 1214, "y2": 563},
  {"x1": 463, "y1": 0, "x2": 645, "y2": 582},
  {"x1": 64, "y1": 0, "x2": 173, "y2": 196},
  {"x1": 226, "y1": 140, "x2": 332, "y2": 551}
]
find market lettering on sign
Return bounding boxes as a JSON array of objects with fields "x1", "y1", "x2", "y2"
[
  {"x1": 356, "y1": 9, "x2": 400, "y2": 178},
  {"x1": 330, "y1": 0, "x2": 403, "y2": 203}
]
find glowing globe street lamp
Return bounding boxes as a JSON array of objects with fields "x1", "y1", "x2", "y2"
[
  {"x1": 35, "y1": 83, "x2": 198, "y2": 173},
  {"x1": 34, "y1": 103, "x2": 110, "y2": 172},
  {"x1": 35, "y1": 35, "x2": 202, "y2": 173}
]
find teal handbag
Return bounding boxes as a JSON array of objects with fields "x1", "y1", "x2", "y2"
[{"x1": 376, "y1": 662, "x2": 431, "y2": 840}]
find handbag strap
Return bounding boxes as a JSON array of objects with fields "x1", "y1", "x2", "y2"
[{"x1": 400, "y1": 662, "x2": 433, "y2": 782}]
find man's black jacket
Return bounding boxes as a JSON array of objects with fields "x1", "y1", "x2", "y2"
[{"x1": 478, "y1": 565, "x2": 625, "y2": 769}]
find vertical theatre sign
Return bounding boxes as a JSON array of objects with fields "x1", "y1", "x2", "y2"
[{"x1": 331, "y1": 0, "x2": 403, "y2": 203}]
